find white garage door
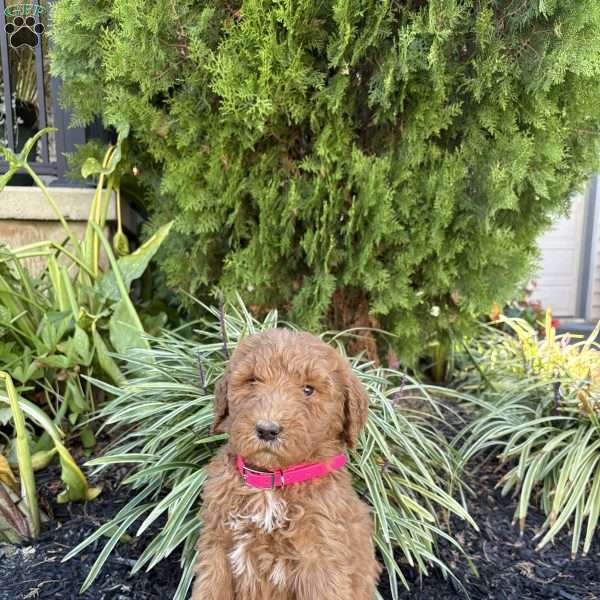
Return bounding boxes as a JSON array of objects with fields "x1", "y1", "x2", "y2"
[{"x1": 531, "y1": 194, "x2": 585, "y2": 318}]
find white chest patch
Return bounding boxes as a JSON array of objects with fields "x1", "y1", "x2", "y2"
[
  {"x1": 228, "y1": 491, "x2": 289, "y2": 533},
  {"x1": 257, "y1": 491, "x2": 288, "y2": 532}
]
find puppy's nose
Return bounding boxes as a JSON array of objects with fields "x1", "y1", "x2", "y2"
[{"x1": 255, "y1": 420, "x2": 281, "y2": 441}]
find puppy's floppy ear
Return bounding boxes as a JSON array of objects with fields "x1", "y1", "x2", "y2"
[
  {"x1": 212, "y1": 365, "x2": 231, "y2": 434},
  {"x1": 342, "y1": 365, "x2": 369, "y2": 448}
]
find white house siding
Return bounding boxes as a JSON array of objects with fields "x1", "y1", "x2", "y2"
[
  {"x1": 531, "y1": 194, "x2": 586, "y2": 318},
  {"x1": 589, "y1": 217, "x2": 600, "y2": 321}
]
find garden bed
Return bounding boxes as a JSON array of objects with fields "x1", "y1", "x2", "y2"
[
  {"x1": 0, "y1": 465, "x2": 182, "y2": 600},
  {"x1": 385, "y1": 457, "x2": 600, "y2": 600},
  {"x1": 2, "y1": 455, "x2": 599, "y2": 600}
]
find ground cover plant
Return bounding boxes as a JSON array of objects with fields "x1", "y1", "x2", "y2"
[
  {"x1": 66, "y1": 299, "x2": 475, "y2": 600},
  {"x1": 50, "y1": 0, "x2": 600, "y2": 362},
  {"x1": 458, "y1": 311, "x2": 600, "y2": 557},
  {"x1": 0, "y1": 128, "x2": 172, "y2": 541}
]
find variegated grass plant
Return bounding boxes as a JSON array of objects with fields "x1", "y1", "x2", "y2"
[
  {"x1": 66, "y1": 299, "x2": 475, "y2": 600},
  {"x1": 458, "y1": 310, "x2": 600, "y2": 557}
]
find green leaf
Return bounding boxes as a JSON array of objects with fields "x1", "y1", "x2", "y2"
[
  {"x1": 91, "y1": 326, "x2": 124, "y2": 385},
  {"x1": 0, "y1": 145, "x2": 18, "y2": 167},
  {"x1": 31, "y1": 431, "x2": 54, "y2": 453},
  {"x1": 0, "y1": 167, "x2": 19, "y2": 190},
  {"x1": 113, "y1": 230, "x2": 130, "y2": 257},
  {"x1": 38, "y1": 354, "x2": 72, "y2": 369},
  {"x1": 65, "y1": 378, "x2": 88, "y2": 414},
  {"x1": 37, "y1": 310, "x2": 71, "y2": 355},
  {"x1": 18, "y1": 128, "x2": 58, "y2": 164},
  {"x1": 96, "y1": 222, "x2": 174, "y2": 302},
  {"x1": 109, "y1": 299, "x2": 147, "y2": 355},
  {"x1": 38, "y1": 354, "x2": 75, "y2": 369},
  {"x1": 57, "y1": 448, "x2": 102, "y2": 503},
  {"x1": 0, "y1": 372, "x2": 39, "y2": 536},
  {"x1": 11, "y1": 351, "x2": 43, "y2": 385},
  {"x1": 81, "y1": 124, "x2": 129, "y2": 179},
  {"x1": 102, "y1": 124, "x2": 129, "y2": 177},
  {"x1": 73, "y1": 326, "x2": 92, "y2": 366},
  {"x1": 0, "y1": 147, "x2": 20, "y2": 189},
  {"x1": 80, "y1": 426, "x2": 96, "y2": 449},
  {"x1": 59, "y1": 266, "x2": 80, "y2": 320},
  {"x1": 90, "y1": 223, "x2": 149, "y2": 352},
  {"x1": 31, "y1": 448, "x2": 58, "y2": 471},
  {"x1": 81, "y1": 157, "x2": 104, "y2": 178}
]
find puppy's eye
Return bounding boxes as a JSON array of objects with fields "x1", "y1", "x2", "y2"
[
  {"x1": 303, "y1": 385, "x2": 315, "y2": 397},
  {"x1": 248, "y1": 377, "x2": 258, "y2": 385}
]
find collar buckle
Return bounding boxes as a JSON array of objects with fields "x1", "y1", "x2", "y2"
[{"x1": 241, "y1": 465, "x2": 283, "y2": 489}]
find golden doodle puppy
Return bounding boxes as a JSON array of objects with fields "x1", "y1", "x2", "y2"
[{"x1": 192, "y1": 328, "x2": 380, "y2": 599}]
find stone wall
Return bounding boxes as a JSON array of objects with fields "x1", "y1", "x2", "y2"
[{"x1": 0, "y1": 186, "x2": 137, "y2": 276}]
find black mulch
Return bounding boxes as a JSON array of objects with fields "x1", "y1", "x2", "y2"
[
  {"x1": 383, "y1": 458, "x2": 600, "y2": 600},
  {"x1": 2, "y1": 459, "x2": 600, "y2": 600},
  {"x1": 0, "y1": 466, "x2": 183, "y2": 600}
]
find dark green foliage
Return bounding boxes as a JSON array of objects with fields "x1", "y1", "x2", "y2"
[{"x1": 50, "y1": 0, "x2": 600, "y2": 361}]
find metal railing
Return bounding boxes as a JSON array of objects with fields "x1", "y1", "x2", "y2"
[{"x1": 0, "y1": 0, "x2": 90, "y2": 182}]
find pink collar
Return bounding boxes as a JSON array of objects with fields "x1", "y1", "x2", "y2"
[{"x1": 236, "y1": 453, "x2": 347, "y2": 489}]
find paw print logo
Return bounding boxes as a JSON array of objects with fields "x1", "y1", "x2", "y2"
[{"x1": 5, "y1": 16, "x2": 44, "y2": 49}]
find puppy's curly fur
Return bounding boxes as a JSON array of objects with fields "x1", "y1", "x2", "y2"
[{"x1": 192, "y1": 328, "x2": 381, "y2": 599}]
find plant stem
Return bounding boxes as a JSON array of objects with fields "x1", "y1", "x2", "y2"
[
  {"x1": 116, "y1": 186, "x2": 124, "y2": 236},
  {"x1": 0, "y1": 372, "x2": 39, "y2": 538},
  {"x1": 91, "y1": 172, "x2": 106, "y2": 279},
  {"x1": 53, "y1": 391, "x2": 70, "y2": 427},
  {"x1": 100, "y1": 179, "x2": 114, "y2": 228},
  {"x1": 432, "y1": 341, "x2": 447, "y2": 383},
  {"x1": 24, "y1": 165, "x2": 81, "y2": 259},
  {"x1": 89, "y1": 223, "x2": 149, "y2": 349},
  {"x1": 461, "y1": 339, "x2": 498, "y2": 393},
  {"x1": 91, "y1": 146, "x2": 116, "y2": 277},
  {"x1": 7, "y1": 242, "x2": 96, "y2": 279}
]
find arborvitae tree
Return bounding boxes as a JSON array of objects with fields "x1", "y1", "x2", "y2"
[{"x1": 50, "y1": 1, "x2": 600, "y2": 361}]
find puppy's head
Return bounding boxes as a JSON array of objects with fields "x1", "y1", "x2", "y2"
[{"x1": 212, "y1": 328, "x2": 369, "y2": 470}]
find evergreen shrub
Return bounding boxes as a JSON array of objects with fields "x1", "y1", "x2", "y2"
[{"x1": 50, "y1": 0, "x2": 600, "y2": 360}]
